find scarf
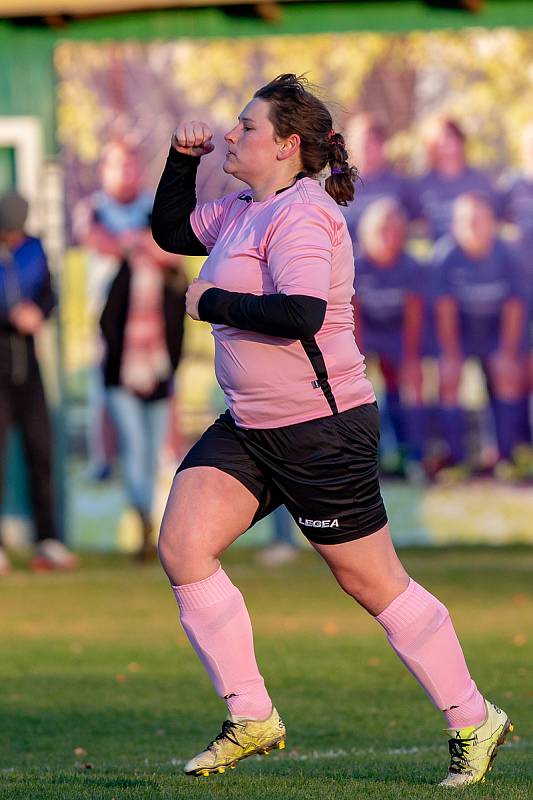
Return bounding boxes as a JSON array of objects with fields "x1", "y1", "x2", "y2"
[{"x1": 120, "y1": 246, "x2": 171, "y2": 396}]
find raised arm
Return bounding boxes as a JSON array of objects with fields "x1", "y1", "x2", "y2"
[{"x1": 151, "y1": 122, "x2": 214, "y2": 256}]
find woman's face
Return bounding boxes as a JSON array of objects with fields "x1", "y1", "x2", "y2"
[
  {"x1": 100, "y1": 145, "x2": 143, "y2": 202},
  {"x1": 223, "y1": 98, "x2": 291, "y2": 184},
  {"x1": 453, "y1": 197, "x2": 495, "y2": 255},
  {"x1": 433, "y1": 124, "x2": 465, "y2": 171},
  {"x1": 348, "y1": 125, "x2": 385, "y2": 176},
  {"x1": 363, "y1": 211, "x2": 406, "y2": 265}
]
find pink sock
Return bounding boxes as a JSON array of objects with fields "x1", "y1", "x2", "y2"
[
  {"x1": 376, "y1": 579, "x2": 486, "y2": 728},
  {"x1": 172, "y1": 566, "x2": 272, "y2": 720}
]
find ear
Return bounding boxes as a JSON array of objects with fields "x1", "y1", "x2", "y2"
[{"x1": 277, "y1": 133, "x2": 301, "y2": 161}]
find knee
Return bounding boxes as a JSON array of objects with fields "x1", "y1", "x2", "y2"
[
  {"x1": 335, "y1": 568, "x2": 409, "y2": 615},
  {"x1": 158, "y1": 515, "x2": 216, "y2": 585},
  {"x1": 332, "y1": 546, "x2": 410, "y2": 613},
  {"x1": 158, "y1": 515, "x2": 188, "y2": 578}
]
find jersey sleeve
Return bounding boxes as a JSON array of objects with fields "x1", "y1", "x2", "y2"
[
  {"x1": 190, "y1": 196, "x2": 230, "y2": 251},
  {"x1": 265, "y1": 203, "x2": 334, "y2": 300}
]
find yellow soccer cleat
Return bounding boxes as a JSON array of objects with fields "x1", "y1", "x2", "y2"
[
  {"x1": 184, "y1": 706, "x2": 286, "y2": 777},
  {"x1": 439, "y1": 700, "x2": 513, "y2": 787}
]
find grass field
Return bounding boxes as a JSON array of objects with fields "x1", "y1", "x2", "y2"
[{"x1": 1, "y1": 547, "x2": 532, "y2": 800}]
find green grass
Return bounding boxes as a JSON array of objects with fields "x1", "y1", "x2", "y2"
[{"x1": 1, "y1": 548, "x2": 532, "y2": 799}]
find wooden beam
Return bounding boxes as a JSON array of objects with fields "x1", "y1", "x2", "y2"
[{"x1": 1, "y1": 0, "x2": 300, "y2": 17}]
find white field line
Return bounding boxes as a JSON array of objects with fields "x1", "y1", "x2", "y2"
[
  {"x1": 1, "y1": 740, "x2": 528, "y2": 773},
  {"x1": 167, "y1": 738, "x2": 529, "y2": 767}
]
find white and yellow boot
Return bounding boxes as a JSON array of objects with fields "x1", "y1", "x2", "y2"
[
  {"x1": 184, "y1": 706, "x2": 286, "y2": 777},
  {"x1": 439, "y1": 700, "x2": 513, "y2": 787}
]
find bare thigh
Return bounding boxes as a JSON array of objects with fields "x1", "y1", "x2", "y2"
[
  {"x1": 312, "y1": 523, "x2": 409, "y2": 616},
  {"x1": 159, "y1": 466, "x2": 259, "y2": 585}
]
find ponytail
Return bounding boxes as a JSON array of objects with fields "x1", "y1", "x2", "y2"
[{"x1": 324, "y1": 131, "x2": 357, "y2": 206}]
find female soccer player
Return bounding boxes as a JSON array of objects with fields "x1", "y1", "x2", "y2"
[
  {"x1": 415, "y1": 115, "x2": 500, "y2": 242},
  {"x1": 434, "y1": 192, "x2": 529, "y2": 470},
  {"x1": 354, "y1": 197, "x2": 426, "y2": 475},
  {"x1": 151, "y1": 75, "x2": 511, "y2": 786},
  {"x1": 342, "y1": 113, "x2": 416, "y2": 248}
]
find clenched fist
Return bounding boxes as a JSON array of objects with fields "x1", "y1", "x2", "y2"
[{"x1": 171, "y1": 121, "x2": 215, "y2": 158}]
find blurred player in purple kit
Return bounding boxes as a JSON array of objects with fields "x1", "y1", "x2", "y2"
[
  {"x1": 343, "y1": 113, "x2": 415, "y2": 249},
  {"x1": 354, "y1": 198, "x2": 425, "y2": 477},
  {"x1": 415, "y1": 115, "x2": 500, "y2": 242},
  {"x1": 500, "y1": 120, "x2": 533, "y2": 452},
  {"x1": 434, "y1": 192, "x2": 529, "y2": 473},
  {"x1": 500, "y1": 120, "x2": 533, "y2": 271}
]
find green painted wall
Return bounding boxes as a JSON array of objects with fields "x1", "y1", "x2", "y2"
[
  {"x1": 0, "y1": 27, "x2": 56, "y2": 154},
  {"x1": 1, "y1": 1, "x2": 533, "y2": 155}
]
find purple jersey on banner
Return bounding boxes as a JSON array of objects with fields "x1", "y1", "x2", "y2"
[
  {"x1": 415, "y1": 167, "x2": 499, "y2": 241},
  {"x1": 433, "y1": 237, "x2": 527, "y2": 357},
  {"x1": 342, "y1": 168, "x2": 415, "y2": 244},
  {"x1": 500, "y1": 173, "x2": 533, "y2": 302},
  {"x1": 354, "y1": 252, "x2": 422, "y2": 361}
]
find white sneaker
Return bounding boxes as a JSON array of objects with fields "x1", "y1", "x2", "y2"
[
  {"x1": 256, "y1": 543, "x2": 299, "y2": 567},
  {"x1": 32, "y1": 539, "x2": 79, "y2": 572},
  {"x1": 0, "y1": 546, "x2": 12, "y2": 575}
]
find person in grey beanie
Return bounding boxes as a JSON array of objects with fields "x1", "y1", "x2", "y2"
[{"x1": 0, "y1": 191, "x2": 78, "y2": 573}]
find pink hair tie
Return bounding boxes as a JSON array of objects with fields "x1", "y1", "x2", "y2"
[{"x1": 327, "y1": 129, "x2": 336, "y2": 141}]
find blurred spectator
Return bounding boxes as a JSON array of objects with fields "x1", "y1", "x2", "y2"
[
  {"x1": 0, "y1": 192, "x2": 78, "y2": 574},
  {"x1": 99, "y1": 231, "x2": 186, "y2": 560},
  {"x1": 72, "y1": 140, "x2": 154, "y2": 481},
  {"x1": 257, "y1": 506, "x2": 299, "y2": 567},
  {"x1": 343, "y1": 113, "x2": 415, "y2": 248},
  {"x1": 434, "y1": 193, "x2": 529, "y2": 474},
  {"x1": 416, "y1": 115, "x2": 500, "y2": 241},
  {"x1": 354, "y1": 198, "x2": 425, "y2": 478}
]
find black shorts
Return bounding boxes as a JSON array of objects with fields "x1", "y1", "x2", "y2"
[{"x1": 177, "y1": 403, "x2": 388, "y2": 545}]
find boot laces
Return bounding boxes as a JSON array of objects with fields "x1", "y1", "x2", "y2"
[
  {"x1": 208, "y1": 719, "x2": 242, "y2": 751},
  {"x1": 448, "y1": 732, "x2": 476, "y2": 773}
]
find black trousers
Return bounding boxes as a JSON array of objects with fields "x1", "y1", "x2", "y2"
[{"x1": 0, "y1": 360, "x2": 57, "y2": 543}]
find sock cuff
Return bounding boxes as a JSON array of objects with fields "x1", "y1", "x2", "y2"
[
  {"x1": 376, "y1": 579, "x2": 440, "y2": 636},
  {"x1": 172, "y1": 566, "x2": 236, "y2": 611}
]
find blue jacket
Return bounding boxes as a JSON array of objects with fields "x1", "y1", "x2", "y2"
[
  {"x1": 0, "y1": 236, "x2": 56, "y2": 382},
  {"x1": 0, "y1": 236, "x2": 55, "y2": 329}
]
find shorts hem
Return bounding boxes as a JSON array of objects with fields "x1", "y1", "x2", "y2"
[{"x1": 303, "y1": 512, "x2": 388, "y2": 545}]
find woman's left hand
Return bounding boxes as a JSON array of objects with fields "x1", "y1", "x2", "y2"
[{"x1": 186, "y1": 278, "x2": 216, "y2": 320}]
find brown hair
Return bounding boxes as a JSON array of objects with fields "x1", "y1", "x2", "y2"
[
  {"x1": 254, "y1": 74, "x2": 357, "y2": 206},
  {"x1": 422, "y1": 114, "x2": 466, "y2": 168}
]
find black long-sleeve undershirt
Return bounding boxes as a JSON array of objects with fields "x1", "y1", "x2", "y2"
[
  {"x1": 198, "y1": 288, "x2": 326, "y2": 339},
  {"x1": 152, "y1": 147, "x2": 327, "y2": 339},
  {"x1": 151, "y1": 147, "x2": 207, "y2": 256}
]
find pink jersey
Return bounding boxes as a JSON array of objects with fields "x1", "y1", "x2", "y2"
[{"x1": 190, "y1": 177, "x2": 375, "y2": 428}]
